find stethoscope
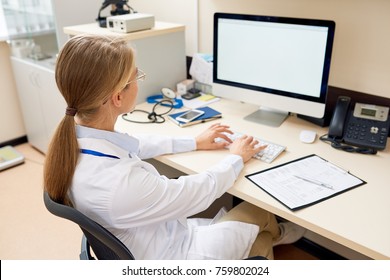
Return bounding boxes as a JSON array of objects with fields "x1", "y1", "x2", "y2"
[
  {"x1": 146, "y1": 88, "x2": 183, "y2": 109},
  {"x1": 122, "y1": 88, "x2": 182, "y2": 124}
]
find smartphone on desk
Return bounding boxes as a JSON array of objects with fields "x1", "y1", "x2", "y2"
[
  {"x1": 181, "y1": 92, "x2": 201, "y2": 100},
  {"x1": 175, "y1": 109, "x2": 205, "y2": 123},
  {"x1": 182, "y1": 88, "x2": 202, "y2": 100}
]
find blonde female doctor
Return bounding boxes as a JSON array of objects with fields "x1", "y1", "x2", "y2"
[{"x1": 44, "y1": 34, "x2": 305, "y2": 260}]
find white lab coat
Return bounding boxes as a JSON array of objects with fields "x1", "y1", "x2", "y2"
[{"x1": 69, "y1": 125, "x2": 259, "y2": 259}]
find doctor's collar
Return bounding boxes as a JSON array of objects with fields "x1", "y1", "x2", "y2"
[{"x1": 76, "y1": 125, "x2": 139, "y2": 153}]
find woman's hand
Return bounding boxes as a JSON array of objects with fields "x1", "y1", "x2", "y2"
[
  {"x1": 229, "y1": 135, "x2": 266, "y2": 163},
  {"x1": 195, "y1": 123, "x2": 233, "y2": 150}
]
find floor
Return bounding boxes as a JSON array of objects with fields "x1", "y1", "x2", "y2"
[{"x1": 0, "y1": 143, "x2": 317, "y2": 260}]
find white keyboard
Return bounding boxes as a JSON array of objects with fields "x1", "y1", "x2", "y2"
[{"x1": 215, "y1": 131, "x2": 286, "y2": 163}]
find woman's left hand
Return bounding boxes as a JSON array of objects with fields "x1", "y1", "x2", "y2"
[{"x1": 195, "y1": 123, "x2": 233, "y2": 150}]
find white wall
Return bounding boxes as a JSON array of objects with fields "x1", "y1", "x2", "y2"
[
  {"x1": 52, "y1": 0, "x2": 199, "y2": 54},
  {"x1": 0, "y1": 42, "x2": 26, "y2": 143},
  {"x1": 0, "y1": 3, "x2": 7, "y2": 40},
  {"x1": 2, "y1": 0, "x2": 390, "y2": 143},
  {"x1": 130, "y1": 0, "x2": 198, "y2": 56},
  {"x1": 117, "y1": 0, "x2": 390, "y2": 98},
  {"x1": 52, "y1": 0, "x2": 102, "y2": 49},
  {"x1": 198, "y1": 0, "x2": 390, "y2": 99}
]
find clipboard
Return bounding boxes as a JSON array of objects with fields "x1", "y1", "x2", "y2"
[{"x1": 245, "y1": 154, "x2": 366, "y2": 211}]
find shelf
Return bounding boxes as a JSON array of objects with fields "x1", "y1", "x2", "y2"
[
  {"x1": 63, "y1": 21, "x2": 185, "y2": 41},
  {"x1": 1, "y1": 0, "x2": 55, "y2": 40}
]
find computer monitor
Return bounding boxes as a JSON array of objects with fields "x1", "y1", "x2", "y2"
[{"x1": 213, "y1": 13, "x2": 335, "y2": 127}]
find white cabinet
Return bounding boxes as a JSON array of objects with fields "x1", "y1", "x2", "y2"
[
  {"x1": 2, "y1": 0, "x2": 59, "y2": 151},
  {"x1": 1, "y1": 0, "x2": 55, "y2": 40},
  {"x1": 1, "y1": 0, "x2": 58, "y2": 59},
  {"x1": 11, "y1": 56, "x2": 65, "y2": 153},
  {"x1": 63, "y1": 22, "x2": 187, "y2": 103}
]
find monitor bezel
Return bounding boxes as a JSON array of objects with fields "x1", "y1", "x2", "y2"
[{"x1": 213, "y1": 12, "x2": 336, "y2": 105}]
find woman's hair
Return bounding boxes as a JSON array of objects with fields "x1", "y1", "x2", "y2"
[{"x1": 44, "y1": 34, "x2": 135, "y2": 205}]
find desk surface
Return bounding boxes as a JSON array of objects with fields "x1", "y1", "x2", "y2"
[{"x1": 115, "y1": 99, "x2": 390, "y2": 259}]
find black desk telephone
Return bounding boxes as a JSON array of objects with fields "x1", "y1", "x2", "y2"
[{"x1": 322, "y1": 96, "x2": 390, "y2": 153}]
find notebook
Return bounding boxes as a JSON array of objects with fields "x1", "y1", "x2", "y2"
[
  {"x1": 0, "y1": 146, "x2": 25, "y2": 171},
  {"x1": 168, "y1": 106, "x2": 222, "y2": 127}
]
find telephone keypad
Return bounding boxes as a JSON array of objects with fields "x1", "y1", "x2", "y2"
[{"x1": 344, "y1": 116, "x2": 389, "y2": 150}]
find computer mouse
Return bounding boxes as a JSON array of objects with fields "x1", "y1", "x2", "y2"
[{"x1": 299, "y1": 130, "x2": 317, "y2": 143}]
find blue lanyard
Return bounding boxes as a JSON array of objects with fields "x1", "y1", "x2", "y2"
[{"x1": 80, "y1": 149, "x2": 120, "y2": 159}]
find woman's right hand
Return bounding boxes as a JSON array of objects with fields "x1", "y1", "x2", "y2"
[{"x1": 229, "y1": 135, "x2": 266, "y2": 163}]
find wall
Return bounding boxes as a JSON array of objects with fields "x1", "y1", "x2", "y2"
[
  {"x1": 52, "y1": 0, "x2": 102, "y2": 49},
  {"x1": 0, "y1": 41, "x2": 25, "y2": 144},
  {"x1": 1, "y1": 1, "x2": 26, "y2": 143},
  {"x1": 2, "y1": 0, "x2": 389, "y2": 143},
  {"x1": 130, "y1": 0, "x2": 198, "y2": 56},
  {"x1": 52, "y1": 0, "x2": 198, "y2": 54},
  {"x1": 0, "y1": 2, "x2": 7, "y2": 40},
  {"x1": 198, "y1": 0, "x2": 390, "y2": 99},
  {"x1": 116, "y1": 0, "x2": 390, "y2": 99}
]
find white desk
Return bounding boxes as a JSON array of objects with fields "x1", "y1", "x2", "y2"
[{"x1": 115, "y1": 99, "x2": 390, "y2": 260}]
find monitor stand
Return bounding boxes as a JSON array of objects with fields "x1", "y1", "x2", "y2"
[{"x1": 243, "y1": 107, "x2": 289, "y2": 127}]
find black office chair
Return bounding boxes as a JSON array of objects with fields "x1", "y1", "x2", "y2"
[
  {"x1": 44, "y1": 191, "x2": 267, "y2": 260},
  {"x1": 43, "y1": 191, "x2": 135, "y2": 260}
]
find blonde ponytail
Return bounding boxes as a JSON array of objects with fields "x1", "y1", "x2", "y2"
[
  {"x1": 44, "y1": 116, "x2": 78, "y2": 205},
  {"x1": 43, "y1": 34, "x2": 135, "y2": 205}
]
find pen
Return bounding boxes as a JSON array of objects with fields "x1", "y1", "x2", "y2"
[{"x1": 294, "y1": 175, "x2": 334, "y2": 190}]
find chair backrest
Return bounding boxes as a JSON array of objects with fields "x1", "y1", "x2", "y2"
[{"x1": 43, "y1": 191, "x2": 135, "y2": 260}]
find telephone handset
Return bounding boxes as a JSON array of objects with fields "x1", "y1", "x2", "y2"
[
  {"x1": 328, "y1": 96, "x2": 351, "y2": 139},
  {"x1": 324, "y1": 96, "x2": 390, "y2": 153}
]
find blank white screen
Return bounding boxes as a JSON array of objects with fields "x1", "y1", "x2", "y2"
[{"x1": 217, "y1": 19, "x2": 328, "y2": 98}]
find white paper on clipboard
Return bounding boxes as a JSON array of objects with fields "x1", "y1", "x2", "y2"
[{"x1": 246, "y1": 154, "x2": 365, "y2": 210}]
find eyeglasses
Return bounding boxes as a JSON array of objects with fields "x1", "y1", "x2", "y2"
[
  {"x1": 126, "y1": 68, "x2": 146, "y2": 85},
  {"x1": 103, "y1": 68, "x2": 146, "y2": 104}
]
